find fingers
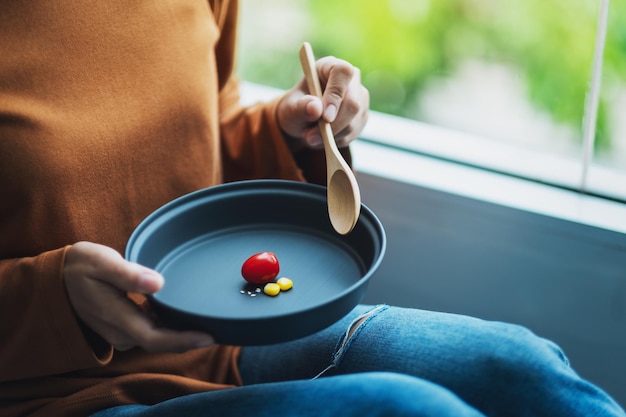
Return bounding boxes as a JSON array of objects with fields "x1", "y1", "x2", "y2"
[
  {"x1": 134, "y1": 328, "x2": 215, "y2": 353},
  {"x1": 88, "y1": 290, "x2": 214, "y2": 353},
  {"x1": 64, "y1": 242, "x2": 215, "y2": 353},
  {"x1": 276, "y1": 55, "x2": 369, "y2": 150},
  {"x1": 115, "y1": 306, "x2": 215, "y2": 353}
]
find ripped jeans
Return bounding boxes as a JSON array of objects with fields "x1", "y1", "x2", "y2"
[{"x1": 92, "y1": 305, "x2": 625, "y2": 417}]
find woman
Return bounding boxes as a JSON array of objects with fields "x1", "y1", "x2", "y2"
[{"x1": 0, "y1": 1, "x2": 623, "y2": 416}]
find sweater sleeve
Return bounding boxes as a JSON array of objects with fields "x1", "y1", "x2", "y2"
[{"x1": 0, "y1": 247, "x2": 113, "y2": 382}]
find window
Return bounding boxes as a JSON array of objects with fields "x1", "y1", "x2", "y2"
[{"x1": 237, "y1": 0, "x2": 626, "y2": 202}]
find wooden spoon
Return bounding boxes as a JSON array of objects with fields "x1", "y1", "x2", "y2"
[{"x1": 299, "y1": 42, "x2": 361, "y2": 235}]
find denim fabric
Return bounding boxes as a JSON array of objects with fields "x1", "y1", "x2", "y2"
[
  {"x1": 92, "y1": 372, "x2": 484, "y2": 417},
  {"x1": 92, "y1": 305, "x2": 625, "y2": 417}
]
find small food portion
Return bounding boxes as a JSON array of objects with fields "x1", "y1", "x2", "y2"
[
  {"x1": 240, "y1": 253, "x2": 294, "y2": 297},
  {"x1": 241, "y1": 251, "x2": 280, "y2": 285},
  {"x1": 276, "y1": 277, "x2": 293, "y2": 291},
  {"x1": 263, "y1": 282, "x2": 281, "y2": 297}
]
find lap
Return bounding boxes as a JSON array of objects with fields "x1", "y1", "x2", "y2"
[
  {"x1": 93, "y1": 305, "x2": 625, "y2": 417},
  {"x1": 91, "y1": 372, "x2": 484, "y2": 417},
  {"x1": 239, "y1": 304, "x2": 624, "y2": 417}
]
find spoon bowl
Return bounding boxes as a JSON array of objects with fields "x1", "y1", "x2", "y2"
[{"x1": 328, "y1": 157, "x2": 360, "y2": 235}]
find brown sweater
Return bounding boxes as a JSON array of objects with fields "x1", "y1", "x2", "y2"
[{"x1": 0, "y1": 1, "x2": 335, "y2": 416}]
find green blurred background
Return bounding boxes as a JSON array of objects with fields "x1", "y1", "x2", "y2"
[{"x1": 237, "y1": 0, "x2": 626, "y2": 168}]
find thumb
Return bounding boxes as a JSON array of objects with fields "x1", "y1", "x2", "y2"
[
  {"x1": 79, "y1": 242, "x2": 164, "y2": 294},
  {"x1": 320, "y1": 61, "x2": 356, "y2": 123},
  {"x1": 129, "y1": 264, "x2": 164, "y2": 294},
  {"x1": 102, "y1": 260, "x2": 163, "y2": 294}
]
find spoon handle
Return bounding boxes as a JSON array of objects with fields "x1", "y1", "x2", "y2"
[
  {"x1": 298, "y1": 42, "x2": 342, "y2": 160},
  {"x1": 299, "y1": 42, "x2": 323, "y2": 98}
]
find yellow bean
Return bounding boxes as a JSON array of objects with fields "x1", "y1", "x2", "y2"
[
  {"x1": 276, "y1": 277, "x2": 293, "y2": 291},
  {"x1": 263, "y1": 282, "x2": 281, "y2": 296}
]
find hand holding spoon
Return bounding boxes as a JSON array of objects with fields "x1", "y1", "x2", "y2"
[{"x1": 299, "y1": 42, "x2": 361, "y2": 235}]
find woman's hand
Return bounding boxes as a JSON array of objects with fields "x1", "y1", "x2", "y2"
[
  {"x1": 64, "y1": 241, "x2": 214, "y2": 353},
  {"x1": 277, "y1": 56, "x2": 369, "y2": 150}
]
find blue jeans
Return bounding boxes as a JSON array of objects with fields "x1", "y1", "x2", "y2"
[{"x1": 92, "y1": 305, "x2": 625, "y2": 417}]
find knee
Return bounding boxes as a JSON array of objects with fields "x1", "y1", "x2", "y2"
[{"x1": 469, "y1": 321, "x2": 570, "y2": 383}]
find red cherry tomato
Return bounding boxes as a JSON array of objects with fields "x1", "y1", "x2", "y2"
[{"x1": 241, "y1": 252, "x2": 280, "y2": 285}]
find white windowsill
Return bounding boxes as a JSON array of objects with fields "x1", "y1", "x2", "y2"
[
  {"x1": 240, "y1": 82, "x2": 626, "y2": 235},
  {"x1": 351, "y1": 140, "x2": 626, "y2": 235}
]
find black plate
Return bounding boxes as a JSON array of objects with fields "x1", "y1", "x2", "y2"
[{"x1": 126, "y1": 180, "x2": 386, "y2": 345}]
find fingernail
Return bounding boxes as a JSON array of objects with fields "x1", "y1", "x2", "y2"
[
  {"x1": 307, "y1": 134, "x2": 322, "y2": 147},
  {"x1": 324, "y1": 104, "x2": 337, "y2": 122},
  {"x1": 138, "y1": 270, "x2": 164, "y2": 292}
]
